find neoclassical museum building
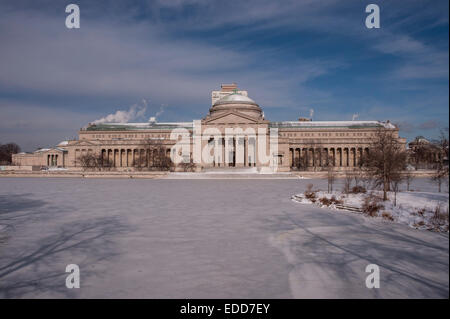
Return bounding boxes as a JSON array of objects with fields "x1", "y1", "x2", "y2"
[{"x1": 13, "y1": 84, "x2": 406, "y2": 172}]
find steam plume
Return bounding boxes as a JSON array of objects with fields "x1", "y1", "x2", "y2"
[{"x1": 92, "y1": 100, "x2": 147, "y2": 124}]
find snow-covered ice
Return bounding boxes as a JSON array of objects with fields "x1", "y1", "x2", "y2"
[{"x1": 0, "y1": 177, "x2": 448, "y2": 298}]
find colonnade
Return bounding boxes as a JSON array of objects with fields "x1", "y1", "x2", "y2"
[
  {"x1": 47, "y1": 154, "x2": 58, "y2": 166},
  {"x1": 100, "y1": 148, "x2": 171, "y2": 167},
  {"x1": 289, "y1": 146, "x2": 369, "y2": 168},
  {"x1": 74, "y1": 148, "x2": 171, "y2": 167},
  {"x1": 208, "y1": 136, "x2": 257, "y2": 167}
]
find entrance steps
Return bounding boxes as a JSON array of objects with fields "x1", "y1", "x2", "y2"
[
  {"x1": 166, "y1": 168, "x2": 298, "y2": 179},
  {"x1": 201, "y1": 167, "x2": 259, "y2": 174}
]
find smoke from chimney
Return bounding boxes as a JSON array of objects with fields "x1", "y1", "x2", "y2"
[{"x1": 92, "y1": 100, "x2": 147, "y2": 124}]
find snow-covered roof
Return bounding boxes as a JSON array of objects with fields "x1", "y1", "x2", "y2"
[
  {"x1": 84, "y1": 122, "x2": 194, "y2": 131},
  {"x1": 34, "y1": 147, "x2": 67, "y2": 153},
  {"x1": 58, "y1": 140, "x2": 69, "y2": 146},
  {"x1": 83, "y1": 120, "x2": 396, "y2": 131},
  {"x1": 269, "y1": 121, "x2": 396, "y2": 129},
  {"x1": 213, "y1": 93, "x2": 258, "y2": 106}
]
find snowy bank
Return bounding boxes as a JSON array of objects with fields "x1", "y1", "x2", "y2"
[{"x1": 292, "y1": 189, "x2": 449, "y2": 232}]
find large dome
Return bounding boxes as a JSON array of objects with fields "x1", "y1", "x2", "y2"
[{"x1": 209, "y1": 93, "x2": 263, "y2": 118}]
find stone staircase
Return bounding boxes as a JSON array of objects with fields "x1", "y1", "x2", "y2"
[
  {"x1": 166, "y1": 167, "x2": 297, "y2": 179},
  {"x1": 201, "y1": 167, "x2": 259, "y2": 174}
]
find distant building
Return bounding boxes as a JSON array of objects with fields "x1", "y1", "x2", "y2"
[
  {"x1": 408, "y1": 136, "x2": 447, "y2": 169},
  {"x1": 13, "y1": 84, "x2": 406, "y2": 172}
]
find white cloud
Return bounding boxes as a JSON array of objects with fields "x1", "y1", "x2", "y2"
[
  {"x1": 372, "y1": 33, "x2": 449, "y2": 80},
  {"x1": 0, "y1": 8, "x2": 338, "y2": 109}
]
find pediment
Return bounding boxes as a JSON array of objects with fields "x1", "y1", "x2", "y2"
[{"x1": 203, "y1": 111, "x2": 263, "y2": 124}]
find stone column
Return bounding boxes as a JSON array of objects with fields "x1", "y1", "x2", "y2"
[
  {"x1": 338, "y1": 148, "x2": 342, "y2": 167},
  {"x1": 225, "y1": 137, "x2": 231, "y2": 167},
  {"x1": 236, "y1": 136, "x2": 244, "y2": 167},
  {"x1": 244, "y1": 136, "x2": 248, "y2": 167},
  {"x1": 345, "y1": 148, "x2": 349, "y2": 167},
  {"x1": 214, "y1": 137, "x2": 219, "y2": 167}
]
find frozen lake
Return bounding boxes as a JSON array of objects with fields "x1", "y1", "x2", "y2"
[{"x1": 0, "y1": 177, "x2": 448, "y2": 298}]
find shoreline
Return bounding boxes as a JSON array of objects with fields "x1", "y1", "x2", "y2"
[{"x1": 0, "y1": 169, "x2": 437, "y2": 179}]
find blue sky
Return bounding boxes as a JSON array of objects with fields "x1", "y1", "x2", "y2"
[{"x1": 0, "y1": 0, "x2": 448, "y2": 151}]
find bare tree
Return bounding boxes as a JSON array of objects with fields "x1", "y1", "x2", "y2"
[
  {"x1": 410, "y1": 143, "x2": 432, "y2": 169},
  {"x1": 327, "y1": 166, "x2": 335, "y2": 193},
  {"x1": 78, "y1": 152, "x2": 113, "y2": 171},
  {"x1": 431, "y1": 130, "x2": 449, "y2": 193},
  {"x1": 353, "y1": 166, "x2": 365, "y2": 187},
  {"x1": 343, "y1": 172, "x2": 352, "y2": 194},
  {"x1": 391, "y1": 177, "x2": 403, "y2": 207},
  {"x1": 77, "y1": 153, "x2": 97, "y2": 171},
  {"x1": 178, "y1": 159, "x2": 197, "y2": 172},
  {"x1": 321, "y1": 151, "x2": 335, "y2": 193},
  {"x1": 138, "y1": 139, "x2": 173, "y2": 171},
  {"x1": 362, "y1": 127, "x2": 407, "y2": 201},
  {"x1": 0, "y1": 142, "x2": 21, "y2": 164},
  {"x1": 404, "y1": 170, "x2": 414, "y2": 192}
]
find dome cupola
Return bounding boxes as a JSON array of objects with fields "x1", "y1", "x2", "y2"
[{"x1": 209, "y1": 93, "x2": 263, "y2": 118}]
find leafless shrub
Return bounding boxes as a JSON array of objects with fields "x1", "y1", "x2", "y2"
[
  {"x1": 319, "y1": 197, "x2": 332, "y2": 206},
  {"x1": 343, "y1": 173, "x2": 352, "y2": 194},
  {"x1": 178, "y1": 160, "x2": 196, "y2": 172},
  {"x1": 431, "y1": 203, "x2": 449, "y2": 226},
  {"x1": 350, "y1": 185, "x2": 367, "y2": 194},
  {"x1": 362, "y1": 193, "x2": 384, "y2": 217},
  {"x1": 417, "y1": 207, "x2": 426, "y2": 217},
  {"x1": 319, "y1": 196, "x2": 343, "y2": 206},
  {"x1": 381, "y1": 211, "x2": 394, "y2": 221},
  {"x1": 330, "y1": 195, "x2": 343, "y2": 205},
  {"x1": 304, "y1": 184, "x2": 316, "y2": 202},
  {"x1": 304, "y1": 191, "x2": 316, "y2": 201},
  {"x1": 414, "y1": 221, "x2": 426, "y2": 228}
]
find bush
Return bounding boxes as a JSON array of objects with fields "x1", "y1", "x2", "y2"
[
  {"x1": 417, "y1": 208, "x2": 426, "y2": 216},
  {"x1": 304, "y1": 184, "x2": 316, "y2": 202},
  {"x1": 381, "y1": 211, "x2": 394, "y2": 221},
  {"x1": 362, "y1": 194, "x2": 384, "y2": 217},
  {"x1": 431, "y1": 203, "x2": 449, "y2": 226},
  {"x1": 414, "y1": 221, "x2": 426, "y2": 227},
  {"x1": 179, "y1": 161, "x2": 196, "y2": 172},
  {"x1": 350, "y1": 185, "x2": 366, "y2": 194},
  {"x1": 319, "y1": 197, "x2": 332, "y2": 206},
  {"x1": 318, "y1": 195, "x2": 343, "y2": 206},
  {"x1": 330, "y1": 195, "x2": 343, "y2": 205}
]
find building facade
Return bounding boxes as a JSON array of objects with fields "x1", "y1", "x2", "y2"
[{"x1": 13, "y1": 83, "x2": 406, "y2": 172}]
